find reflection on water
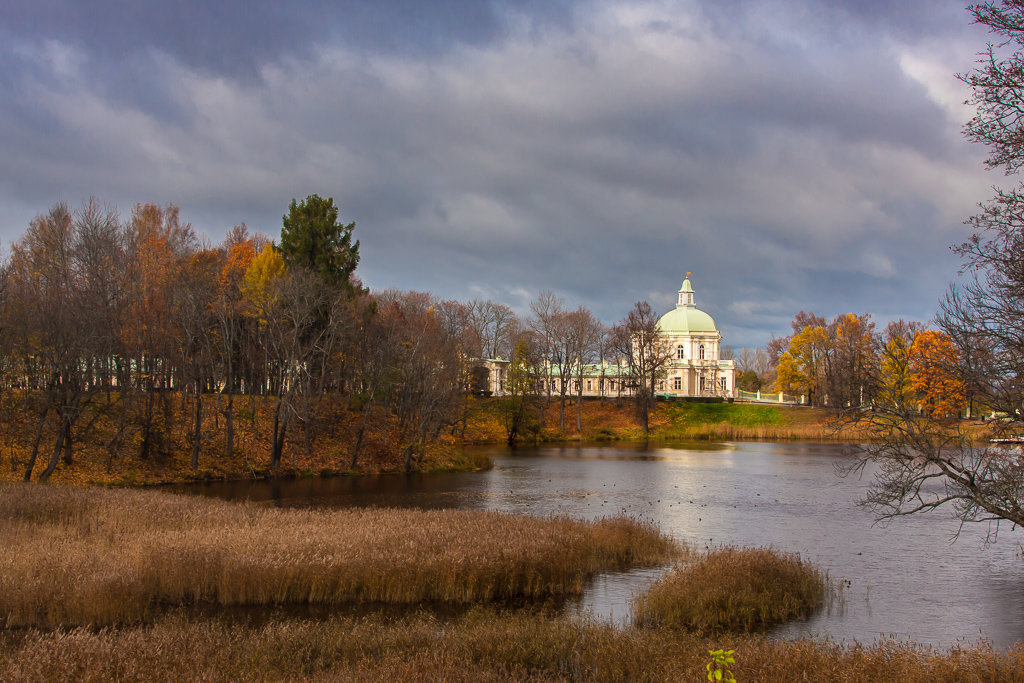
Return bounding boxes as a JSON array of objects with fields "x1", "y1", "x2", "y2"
[{"x1": 166, "y1": 441, "x2": 1024, "y2": 648}]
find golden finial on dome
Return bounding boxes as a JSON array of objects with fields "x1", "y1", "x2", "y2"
[{"x1": 686, "y1": 271, "x2": 691, "y2": 278}]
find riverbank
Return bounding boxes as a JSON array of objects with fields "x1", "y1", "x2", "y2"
[
  {"x1": 0, "y1": 392, "x2": 851, "y2": 486},
  {"x1": 5, "y1": 392, "x2": 993, "y2": 487}
]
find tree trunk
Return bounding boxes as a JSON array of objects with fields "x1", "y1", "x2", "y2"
[
  {"x1": 23, "y1": 405, "x2": 49, "y2": 482},
  {"x1": 270, "y1": 388, "x2": 290, "y2": 469},
  {"x1": 351, "y1": 388, "x2": 376, "y2": 470},
  {"x1": 576, "y1": 383, "x2": 583, "y2": 432},
  {"x1": 62, "y1": 417, "x2": 72, "y2": 465},
  {"x1": 39, "y1": 418, "x2": 67, "y2": 482},
  {"x1": 192, "y1": 378, "x2": 202, "y2": 470},
  {"x1": 225, "y1": 391, "x2": 234, "y2": 460},
  {"x1": 559, "y1": 390, "x2": 566, "y2": 432}
]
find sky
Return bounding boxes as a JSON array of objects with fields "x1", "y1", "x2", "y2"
[{"x1": 0, "y1": 0, "x2": 1003, "y2": 348}]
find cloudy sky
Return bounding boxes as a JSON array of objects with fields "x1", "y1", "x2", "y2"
[{"x1": 0, "y1": 0, "x2": 1002, "y2": 347}]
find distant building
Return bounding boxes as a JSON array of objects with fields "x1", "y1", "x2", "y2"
[
  {"x1": 656, "y1": 273, "x2": 735, "y2": 398},
  {"x1": 477, "y1": 274, "x2": 735, "y2": 399}
]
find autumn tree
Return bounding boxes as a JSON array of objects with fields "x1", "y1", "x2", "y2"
[
  {"x1": 875, "y1": 320, "x2": 925, "y2": 411},
  {"x1": 501, "y1": 338, "x2": 542, "y2": 444},
  {"x1": 827, "y1": 313, "x2": 878, "y2": 408},
  {"x1": 123, "y1": 203, "x2": 196, "y2": 460},
  {"x1": 383, "y1": 292, "x2": 463, "y2": 470},
  {"x1": 908, "y1": 331, "x2": 968, "y2": 417},
  {"x1": 212, "y1": 225, "x2": 264, "y2": 461},
  {"x1": 772, "y1": 325, "x2": 831, "y2": 405}
]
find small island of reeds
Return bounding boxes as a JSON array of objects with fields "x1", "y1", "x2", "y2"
[{"x1": 632, "y1": 546, "x2": 826, "y2": 632}]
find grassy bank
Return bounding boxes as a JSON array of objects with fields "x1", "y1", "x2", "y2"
[
  {"x1": 3, "y1": 609, "x2": 1022, "y2": 682},
  {"x1": 463, "y1": 397, "x2": 843, "y2": 445},
  {"x1": 0, "y1": 484, "x2": 679, "y2": 628},
  {"x1": 633, "y1": 547, "x2": 826, "y2": 632}
]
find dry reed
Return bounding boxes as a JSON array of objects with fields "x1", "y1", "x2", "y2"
[
  {"x1": 0, "y1": 484, "x2": 679, "y2": 628},
  {"x1": 632, "y1": 546, "x2": 826, "y2": 632},
  {"x1": 2, "y1": 609, "x2": 1022, "y2": 682}
]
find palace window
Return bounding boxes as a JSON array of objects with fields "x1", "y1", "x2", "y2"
[
  {"x1": 719, "y1": 377, "x2": 727, "y2": 391},
  {"x1": 699, "y1": 344, "x2": 705, "y2": 360},
  {"x1": 676, "y1": 344, "x2": 685, "y2": 359},
  {"x1": 699, "y1": 376, "x2": 706, "y2": 391},
  {"x1": 673, "y1": 377, "x2": 682, "y2": 391},
  {"x1": 587, "y1": 379, "x2": 592, "y2": 391}
]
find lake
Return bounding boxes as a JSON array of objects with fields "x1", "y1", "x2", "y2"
[{"x1": 168, "y1": 441, "x2": 1024, "y2": 648}]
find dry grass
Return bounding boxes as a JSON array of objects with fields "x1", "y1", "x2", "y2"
[
  {"x1": 633, "y1": 547, "x2": 826, "y2": 632},
  {"x1": 2, "y1": 609, "x2": 1023, "y2": 682},
  {"x1": 0, "y1": 484, "x2": 679, "y2": 628}
]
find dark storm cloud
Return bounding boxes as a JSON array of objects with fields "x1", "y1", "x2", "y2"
[
  {"x1": 1, "y1": 0, "x2": 575, "y2": 79},
  {"x1": 0, "y1": 0, "x2": 998, "y2": 348}
]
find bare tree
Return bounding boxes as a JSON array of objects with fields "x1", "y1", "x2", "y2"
[
  {"x1": 566, "y1": 306, "x2": 603, "y2": 432},
  {"x1": 611, "y1": 301, "x2": 672, "y2": 436},
  {"x1": 529, "y1": 290, "x2": 565, "y2": 406},
  {"x1": 171, "y1": 249, "x2": 219, "y2": 469},
  {"x1": 9, "y1": 201, "x2": 126, "y2": 481},
  {"x1": 467, "y1": 300, "x2": 518, "y2": 359},
  {"x1": 843, "y1": 2, "x2": 1024, "y2": 535}
]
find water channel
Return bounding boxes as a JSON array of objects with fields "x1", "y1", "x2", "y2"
[{"x1": 169, "y1": 441, "x2": 1024, "y2": 648}]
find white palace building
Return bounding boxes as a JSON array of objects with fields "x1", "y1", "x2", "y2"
[{"x1": 481, "y1": 274, "x2": 736, "y2": 399}]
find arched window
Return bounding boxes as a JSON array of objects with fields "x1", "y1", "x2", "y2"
[
  {"x1": 699, "y1": 344, "x2": 705, "y2": 360},
  {"x1": 677, "y1": 344, "x2": 685, "y2": 359}
]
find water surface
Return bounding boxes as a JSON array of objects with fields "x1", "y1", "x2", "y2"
[{"x1": 170, "y1": 441, "x2": 1024, "y2": 647}]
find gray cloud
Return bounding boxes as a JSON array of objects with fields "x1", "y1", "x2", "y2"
[{"x1": 0, "y1": 0, "x2": 998, "y2": 348}]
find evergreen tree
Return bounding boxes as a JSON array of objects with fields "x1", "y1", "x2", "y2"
[{"x1": 279, "y1": 194, "x2": 359, "y2": 289}]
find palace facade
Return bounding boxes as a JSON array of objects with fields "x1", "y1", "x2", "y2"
[{"x1": 480, "y1": 274, "x2": 736, "y2": 399}]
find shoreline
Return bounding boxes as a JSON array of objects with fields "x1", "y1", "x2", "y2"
[{"x1": 0, "y1": 396, "x2": 993, "y2": 487}]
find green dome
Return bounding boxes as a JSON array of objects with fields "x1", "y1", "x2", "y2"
[{"x1": 657, "y1": 306, "x2": 718, "y2": 334}]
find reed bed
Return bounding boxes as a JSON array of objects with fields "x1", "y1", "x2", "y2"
[
  {"x1": 632, "y1": 547, "x2": 826, "y2": 632},
  {"x1": 0, "y1": 484, "x2": 679, "y2": 628},
  {"x1": 2, "y1": 610, "x2": 1022, "y2": 682}
]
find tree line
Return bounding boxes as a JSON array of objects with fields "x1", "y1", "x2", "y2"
[
  {"x1": 748, "y1": 312, "x2": 969, "y2": 417},
  {"x1": 0, "y1": 196, "x2": 676, "y2": 479}
]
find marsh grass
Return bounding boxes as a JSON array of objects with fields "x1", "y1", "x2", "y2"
[
  {"x1": 0, "y1": 484, "x2": 679, "y2": 628},
  {"x1": 2, "y1": 610, "x2": 1023, "y2": 683},
  {"x1": 632, "y1": 547, "x2": 826, "y2": 632}
]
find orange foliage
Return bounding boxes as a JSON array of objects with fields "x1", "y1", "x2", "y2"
[{"x1": 909, "y1": 330, "x2": 967, "y2": 416}]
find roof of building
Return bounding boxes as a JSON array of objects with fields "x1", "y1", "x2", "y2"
[
  {"x1": 657, "y1": 275, "x2": 719, "y2": 334},
  {"x1": 657, "y1": 307, "x2": 718, "y2": 333}
]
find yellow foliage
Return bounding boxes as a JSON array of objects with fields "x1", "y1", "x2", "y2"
[
  {"x1": 772, "y1": 325, "x2": 829, "y2": 398},
  {"x1": 240, "y1": 244, "x2": 286, "y2": 316},
  {"x1": 879, "y1": 337, "x2": 913, "y2": 408}
]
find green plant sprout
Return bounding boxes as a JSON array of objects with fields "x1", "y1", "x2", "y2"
[{"x1": 707, "y1": 649, "x2": 737, "y2": 682}]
